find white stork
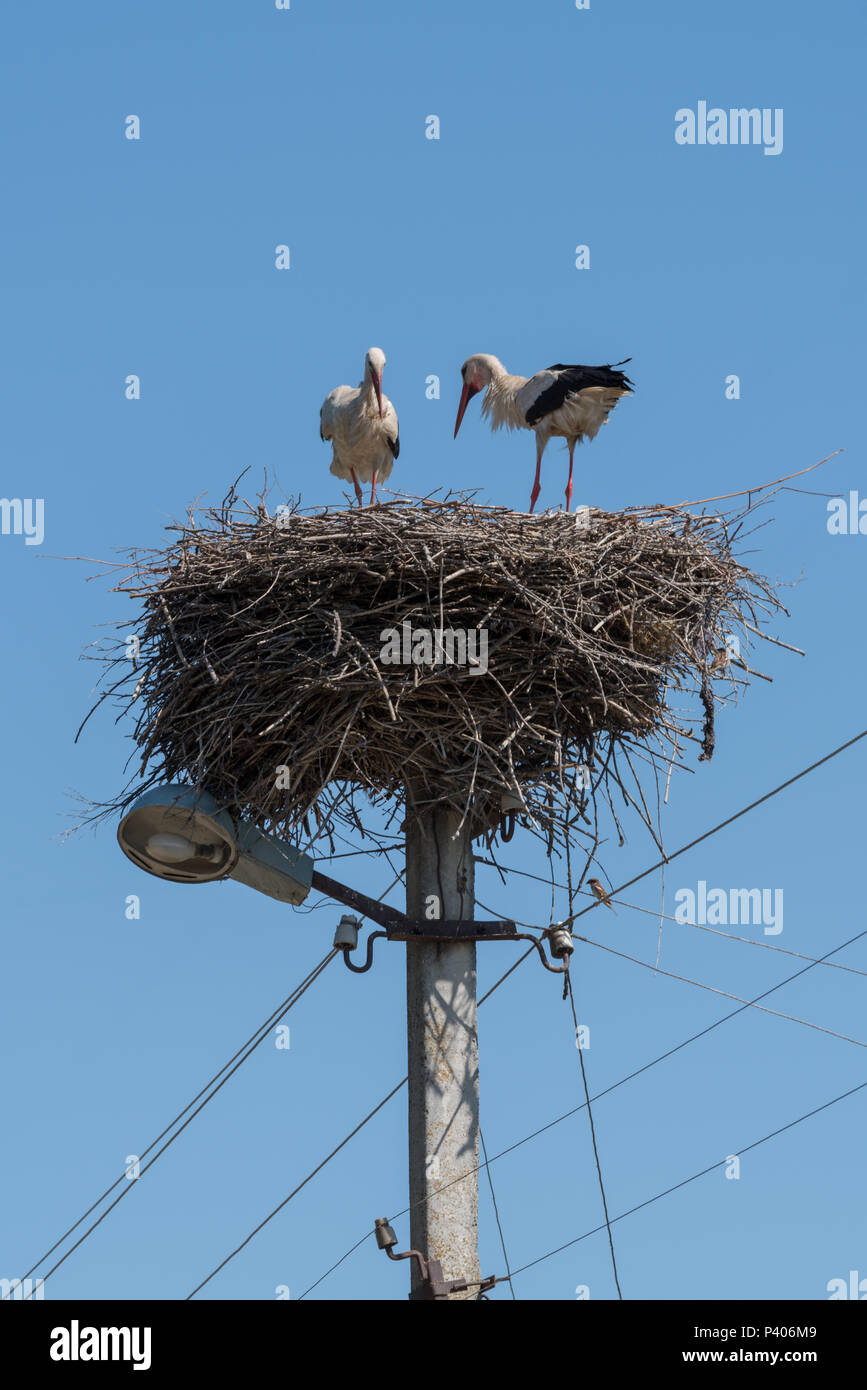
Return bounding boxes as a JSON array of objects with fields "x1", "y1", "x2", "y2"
[
  {"x1": 320, "y1": 346, "x2": 400, "y2": 506},
  {"x1": 453, "y1": 353, "x2": 633, "y2": 513}
]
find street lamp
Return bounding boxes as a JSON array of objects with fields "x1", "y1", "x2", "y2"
[{"x1": 117, "y1": 785, "x2": 313, "y2": 905}]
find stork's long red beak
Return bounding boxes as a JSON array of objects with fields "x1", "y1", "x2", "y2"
[
  {"x1": 454, "y1": 382, "x2": 479, "y2": 438},
  {"x1": 372, "y1": 371, "x2": 383, "y2": 418}
]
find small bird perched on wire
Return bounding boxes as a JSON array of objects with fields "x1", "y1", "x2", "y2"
[
  {"x1": 320, "y1": 346, "x2": 400, "y2": 506},
  {"x1": 588, "y1": 877, "x2": 616, "y2": 913},
  {"x1": 453, "y1": 353, "x2": 633, "y2": 513}
]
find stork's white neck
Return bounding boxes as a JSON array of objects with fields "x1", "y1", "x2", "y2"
[{"x1": 481, "y1": 362, "x2": 529, "y2": 432}]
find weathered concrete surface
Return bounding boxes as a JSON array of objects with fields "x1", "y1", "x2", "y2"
[{"x1": 405, "y1": 797, "x2": 479, "y2": 1299}]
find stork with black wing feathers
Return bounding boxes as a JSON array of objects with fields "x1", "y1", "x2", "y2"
[{"x1": 453, "y1": 353, "x2": 633, "y2": 512}]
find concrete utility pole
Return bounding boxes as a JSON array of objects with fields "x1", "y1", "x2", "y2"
[{"x1": 405, "y1": 790, "x2": 480, "y2": 1299}]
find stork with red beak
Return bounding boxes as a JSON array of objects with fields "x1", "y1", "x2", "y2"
[
  {"x1": 454, "y1": 353, "x2": 633, "y2": 512},
  {"x1": 320, "y1": 346, "x2": 400, "y2": 505}
]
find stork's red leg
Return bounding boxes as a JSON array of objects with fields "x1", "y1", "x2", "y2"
[
  {"x1": 529, "y1": 438, "x2": 544, "y2": 513},
  {"x1": 370, "y1": 470, "x2": 378, "y2": 506},
  {"x1": 350, "y1": 468, "x2": 363, "y2": 506},
  {"x1": 565, "y1": 441, "x2": 575, "y2": 513}
]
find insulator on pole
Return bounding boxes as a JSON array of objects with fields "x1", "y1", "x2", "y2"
[
  {"x1": 548, "y1": 925, "x2": 574, "y2": 959},
  {"x1": 333, "y1": 913, "x2": 360, "y2": 949},
  {"x1": 374, "y1": 1217, "x2": 398, "y2": 1250}
]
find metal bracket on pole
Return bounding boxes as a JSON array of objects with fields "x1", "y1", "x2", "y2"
[
  {"x1": 335, "y1": 919, "x2": 575, "y2": 975},
  {"x1": 386, "y1": 919, "x2": 519, "y2": 942},
  {"x1": 313, "y1": 869, "x2": 407, "y2": 933},
  {"x1": 374, "y1": 1218, "x2": 497, "y2": 1301},
  {"x1": 319, "y1": 868, "x2": 576, "y2": 976}
]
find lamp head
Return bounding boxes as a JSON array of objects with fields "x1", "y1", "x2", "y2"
[
  {"x1": 118, "y1": 788, "x2": 237, "y2": 884},
  {"x1": 117, "y1": 785, "x2": 314, "y2": 904}
]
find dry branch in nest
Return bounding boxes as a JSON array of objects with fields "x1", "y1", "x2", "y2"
[{"x1": 83, "y1": 489, "x2": 787, "y2": 866}]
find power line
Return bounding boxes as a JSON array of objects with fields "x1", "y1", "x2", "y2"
[
  {"x1": 479, "y1": 1127, "x2": 516, "y2": 1300},
  {"x1": 476, "y1": 886, "x2": 867, "y2": 981},
  {"x1": 12, "y1": 949, "x2": 338, "y2": 1300},
  {"x1": 21, "y1": 729, "x2": 856, "y2": 1303},
  {"x1": 476, "y1": 728, "x2": 867, "y2": 928},
  {"x1": 522, "y1": 728, "x2": 867, "y2": 926},
  {"x1": 504, "y1": 1078, "x2": 867, "y2": 1283},
  {"x1": 297, "y1": 922, "x2": 867, "y2": 1297},
  {"x1": 578, "y1": 930, "x2": 867, "y2": 1049},
  {"x1": 186, "y1": 1078, "x2": 408, "y2": 1299},
  {"x1": 187, "y1": 731, "x2": 867, "y2": 1298},
  {"x1": 193, "y1": 937, "x2": 545, "y2": 1298},
  {"x1": 14, "y1": 868, "x2": 408, "y2": 1301},
  {"x1": 605, "y1": 893, "x2": 867, "y2": 978},
  {"x1": 11, "y1": 954, "x2": 337, "y2": 1295},
  {"x1": 564, "y1": 969, "x2": 622, "y2": 1298},
  {"x1": 297, "y1": 1225, "x2": 379, "y2": 1299}
]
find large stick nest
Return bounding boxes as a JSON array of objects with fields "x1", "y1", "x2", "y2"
[{"x1": 85, "y1": 490, "x2": 785, "y2": 859}]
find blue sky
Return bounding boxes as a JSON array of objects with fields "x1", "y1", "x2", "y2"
[{"x1": 1, "y1": 0, "x2": 865, "y2": 1302}]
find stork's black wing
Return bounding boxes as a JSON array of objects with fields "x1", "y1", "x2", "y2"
[
  {"x1": 524, "y1": 360, "x2": 634, "y2": 426},
  {"x1": 388, "y1": 433, "x2": 400, "y2": 460}
]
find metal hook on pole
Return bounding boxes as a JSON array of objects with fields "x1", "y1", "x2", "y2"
[
  {"x1": 508, "y1": 923, "x2": 574, "y2": 975},
  {"x1": 374, "y1": 1218, "x2": 497, "y2": 1300},
  {"x1": 333, "y1": 914, "x2": 387, "y2": 973}
]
